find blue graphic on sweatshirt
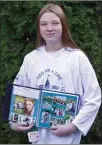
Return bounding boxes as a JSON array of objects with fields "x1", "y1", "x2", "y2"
[{"x1": 35, "y1": 69, "x2": 65, "y2": 92}]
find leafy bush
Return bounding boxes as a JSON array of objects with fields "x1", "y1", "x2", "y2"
[{"x1": 0, "y1": 1, "x2": 101, "y2": 144}]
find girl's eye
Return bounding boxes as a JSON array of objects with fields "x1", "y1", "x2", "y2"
[
  {"x1": 52, "y1": 22, "x2": 59, "y2": 25},
  {"x1": 40, "y1": 23, "x2": 47, "y2": 26}
]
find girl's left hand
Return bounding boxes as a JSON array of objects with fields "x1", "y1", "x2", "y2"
[{"x1": 50, "y1": 123, "x2": 77, "y2": 137}]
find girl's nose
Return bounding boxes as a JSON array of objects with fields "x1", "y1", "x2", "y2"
[{"x1": 47, "y1": 24, "x2": 53, "y2": 31}]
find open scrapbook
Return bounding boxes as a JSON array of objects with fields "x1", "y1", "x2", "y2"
[{"x1": 3, "y1": 84, "x2": 79, "y2": 128}]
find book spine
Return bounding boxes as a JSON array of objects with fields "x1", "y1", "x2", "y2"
[{"x1": 36, "y1": 90, "x2": 43, "y2": 127}]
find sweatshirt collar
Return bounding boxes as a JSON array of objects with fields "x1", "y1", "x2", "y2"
[{"x1": 40, "y1": 45, "x2": 66, "y2": 57}]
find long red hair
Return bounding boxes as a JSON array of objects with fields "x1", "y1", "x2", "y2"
[{"x1": 24, "y1": 98, "x2": 34, "y2": 116}]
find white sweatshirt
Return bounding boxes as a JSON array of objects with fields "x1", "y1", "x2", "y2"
[{"x1": 13, "y1": 46, "x2": 101, "y2": 144}]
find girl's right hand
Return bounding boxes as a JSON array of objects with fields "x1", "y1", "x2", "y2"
[{"x1": 10, "y1": 122, "x2": 34, "y2": 132}]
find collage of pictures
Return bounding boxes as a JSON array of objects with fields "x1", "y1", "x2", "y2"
[
  {"x1": 9, "y1": 95, "x2": 37, "y2": 125},
  {"x1": 8, "y1": 86, "x2": 79, "y2": 128},
  {"x1": 10, "y1": 112, "x2": 36, "y2": 125},
  {"x1": 39, "y1": 92, "x2": 78, "y2": 128}
]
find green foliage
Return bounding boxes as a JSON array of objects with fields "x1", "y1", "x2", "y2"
[
  {"x1": 0, "y1": 1, "x2": 101, "y2": 144},
  {"x1": 65, "y1": 114, "x2": 70, "y2": 120}
]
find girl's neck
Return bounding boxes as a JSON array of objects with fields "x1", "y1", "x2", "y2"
[{"x1": 45, "y1": 41, "x2": 64, "y2": 52}]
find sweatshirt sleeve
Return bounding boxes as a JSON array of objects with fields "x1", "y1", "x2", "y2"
[
  {"x1": 13, "y1": 56, "x2": 29, "y2": 86},
  {"x1": 72, "y1": 51, "x2": 101, "y2": 136}
]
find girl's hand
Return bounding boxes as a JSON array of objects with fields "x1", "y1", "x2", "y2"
[
  {"x1": 10, "y1": 122, "x2": 34, "y2": 132},
  {"x1": 50, "y1": 123, "x2": 77, "y2": 137}
]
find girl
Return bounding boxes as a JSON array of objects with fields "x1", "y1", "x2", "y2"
[
  {"x1": 24, "y1": 98, "x2": 34, "y2": 116},
  {"x1": 10, "y1": 3, "x2": 101, "y2": 144}
]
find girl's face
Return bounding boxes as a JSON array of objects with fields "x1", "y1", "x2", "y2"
[
  {"x1": 26, "y1": 101, "x2": 33, "y2": 112},
  {"x1": 40, "y1": 12, "x2": 62, "y2": 44}
]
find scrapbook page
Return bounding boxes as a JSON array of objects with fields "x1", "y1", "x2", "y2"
[
  {"x1": 3, "y1": 84, "x2": 79, "y2": 128},
  {"x1": 8, "y1": 85, "x2": 41, "y2": 126},
  {"x1": 38, "y1": 90, "x2": 79, "y2": 128}
]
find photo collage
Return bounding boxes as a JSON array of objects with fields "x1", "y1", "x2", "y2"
[
  {"x1": 39, "y1": 91, "x2": 78, "y2": 128},
  {"x1": 8, "y1": 85, "x2": 79, "y2": 129},
  {"x1": 9, "y1": 95, "x2": 37, "y2": 125}
]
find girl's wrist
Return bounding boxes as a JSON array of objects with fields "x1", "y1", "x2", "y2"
[
  {"x1": 70, "y1": 123, "x2": 77, "y2": 133},
  {"x1": 65, "y1": 123, "x2": 77, "y2": 134}
]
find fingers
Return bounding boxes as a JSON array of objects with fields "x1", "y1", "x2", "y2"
[
  {"x1": 11, "y1": 122, "x2": 34, "y2": 132},
  {"x1": 17, "y1": 122, "x2": 29, "y2": 126},
  {"x1": 19, "y1": 124, "x2": 33, "y2": 131},
  {"x1": 51, "y1": 129, "x2": 57, "y2": 134},
  {"x1": 50, "y1": 125, "x2": 58, "y2": 135},
  {"x1": 19, "y1": 122, "x2": 34, "y2": 131},
  {"x1": 51, "y1": 129, "x2": 59, "y2": 136},
  {"x1": 50, "y1": 125, "x2": 58, "y2": 130},
  {"x1": 50, "y1": 125, "x2": 61, "y2": 136}
]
